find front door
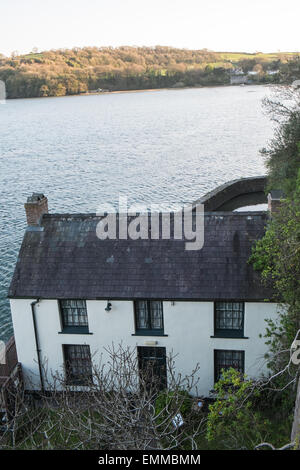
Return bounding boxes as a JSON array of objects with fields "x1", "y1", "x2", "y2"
[{"x1": 137, "y1": 346, "x2": 167, "y2": 392}]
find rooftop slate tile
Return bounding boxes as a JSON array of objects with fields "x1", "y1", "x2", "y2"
[{"x1": 8, "y1": 212, "x2": 274, "y2": 301}]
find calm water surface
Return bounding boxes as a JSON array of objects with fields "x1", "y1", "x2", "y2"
[{"x1": 0, "y1": 85, "x2": 275, "y2": 341}]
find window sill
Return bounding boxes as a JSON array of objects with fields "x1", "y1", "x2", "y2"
[
  {"x1": 132, "y1": 333, "x2": 168, "y2": 337},
  {"x1": 211, "y1": 335, "x2": 249, "y2": 339},
  {"x1": 59, "y1": 328, "x2": 92, "y2": 335},
  {"x1": 66, "y1": 380, "x2": 92, "y2": 386}
]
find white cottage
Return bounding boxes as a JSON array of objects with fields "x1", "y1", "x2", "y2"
[{"x1": 8, "y1": 190, "x2": 280, "y2": 396}]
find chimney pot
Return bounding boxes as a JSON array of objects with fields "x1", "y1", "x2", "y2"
[
  {"x1": 268, "y1": 190, "x2": 285, "y2": 215},
  {"x1": 24, "y1": 193, "x2": 48, "y2": 226}
]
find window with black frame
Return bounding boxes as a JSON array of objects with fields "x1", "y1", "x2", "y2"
[
  {"x1": 214, "y1": 349, "x2": 245, "y2": 382},
  {"x1": 63, "y1": 344, "x2": 92, "y2": 385},
  {"x1": 214, "y1": 301, "x2": 244, "y2": 337},
  {"x1": 59, "y1": 300, "x2": 89, "y2": 333},
  {"x1": 137, "y1": 346, "x2": 167, "y2": 391},
  {"x1": 134, "y1": 300, "x2": 164, "y2": 335}
]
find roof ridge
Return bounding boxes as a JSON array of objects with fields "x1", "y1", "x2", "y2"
[{"x1": 43, "y1": 211, "x2": 268, "y2": 219}]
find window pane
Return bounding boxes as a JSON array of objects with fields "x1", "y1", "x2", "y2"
[
  {"x1": 136, "y1": 301, "x2": 149, "y2": 329},
  {"x1": 150, "y1": 301, "x2": 163, "y2": 329},
  {"x1": 60, "y1": 300, "x2": 88, "y2": 327},
  {"x1": 215, "y1": 350, "x2": 244, "y2": 382},
  {"x1": 215, "y1": 302, "x2": 244, "y2": 331},
  {"x1": 135, "y1": 301, "x2": 164, "y2": 333},
  {"x1": 64, "y1": 345, "x2": 92, "y2": 385}
]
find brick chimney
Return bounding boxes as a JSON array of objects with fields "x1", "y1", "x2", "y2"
[
  {"x1": 24, "y1": 193, "x2": 48, "y2": 226},
  {"x1": 267, "y1": 190, "x2": 285, "y2": 214}
]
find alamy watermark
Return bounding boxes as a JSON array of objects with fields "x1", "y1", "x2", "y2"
[
  {"x1": 292, "y1": 79, "x2": 300, "y2": 89},
  {"x1": 291, "y1": 338, "x2": 300, "y2": 366},
  {"x1": 0, "y1": 80, "x2": 6, "y2": 104},
  {"x1": 0, "y1": 340, "x2": 5, "y2": 364},
  {"x1": 96, "y1": 196, "x2": 204, "y2": 251}
]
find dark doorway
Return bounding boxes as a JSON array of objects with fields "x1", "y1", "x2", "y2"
[{"x1": 137, "y1": 346, "x2": 167, "y2": 392}]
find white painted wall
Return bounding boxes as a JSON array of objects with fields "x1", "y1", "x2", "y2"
[{"x1": 10, "y1": 298, "x2": 280, "y2": 396}]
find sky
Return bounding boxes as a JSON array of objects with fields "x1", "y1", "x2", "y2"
[{"x1": 1, "y1": 0, "x2": 300, "y2": 56}]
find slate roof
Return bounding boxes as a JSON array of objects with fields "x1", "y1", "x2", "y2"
[{"x1": 8, "y1": 212, "x2": 273, "y2": 301}]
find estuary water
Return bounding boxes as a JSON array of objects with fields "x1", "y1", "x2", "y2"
[{"x1": 0, "y1": 85, "x2": 275, "y2": 341}]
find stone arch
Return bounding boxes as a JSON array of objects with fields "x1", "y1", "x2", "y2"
[{"x1": 192, "y1": 176, "x2": 267, "y2": 212}]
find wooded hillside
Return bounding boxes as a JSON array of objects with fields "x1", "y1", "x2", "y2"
[{"x1": 0, "y1": 46, "x2": 299, "y2": 98}]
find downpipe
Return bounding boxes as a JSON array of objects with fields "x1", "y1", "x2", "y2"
[{"x1": 31, "y1": 299, "x2": 45, "y2": 393}]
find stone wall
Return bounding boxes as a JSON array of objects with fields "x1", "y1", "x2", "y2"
[{"x1": 192, "y1": 176, "x2": 267, "y2": 212}]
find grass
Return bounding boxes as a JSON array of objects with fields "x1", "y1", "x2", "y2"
[{"x1": 2, "y1": 396, "x2": 293, "y2": 450}]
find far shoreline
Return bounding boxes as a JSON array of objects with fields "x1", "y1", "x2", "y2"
[
  {"x1": 3, "y1": 83, "x2": 274, "y2": 101},
  {"x1": 81, "y1": 84, "x2": 233, "y2": 96}
]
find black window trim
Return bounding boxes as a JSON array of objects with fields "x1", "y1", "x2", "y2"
[
  {"x1": 58, "y1": 299, "x2": 91, "y2": 334},
  {"x1": 137, "y1": 346, "x2": 167, "y2": 391},
  {"x1": 133, "y1": 300, "x2": 165, "y2": 336},
  {"x1": 213, "y1": 301, "x2": 246, "y2": 338},
  {"x1": 62, "y1": 344, "x2": 93, "y2": 386},
  {"x1": 214, "y1": 349, "x2": 245, "y2": 383}
]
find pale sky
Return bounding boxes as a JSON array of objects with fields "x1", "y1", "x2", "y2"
[{"x1": 1, "y1": 0, "x2": 300, "y2": 56}]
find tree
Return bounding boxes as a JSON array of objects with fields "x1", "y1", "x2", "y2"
[
  {"x1": 206, "y1": 369, "x2": 273, "y2": 450},
  {"x1": 253, "y1": 63, "x2": 264, "y2": 75},
  {"x1": 249, "y1": 86, "x2": 300, "y2": 446},
  {"x1": 291, "y1": 376, "x2": 300, "y2": 448},
  {"x1": 0, "y1": 344, "x2": 205, "y2": 450},
  {"x1": 39, "y1": 84, "x2": 49, "y2": 97},
  {"x1": 0, "y1": 48, "x2": 299, "y2": 99},
  {"x1": 53, "y1": 83, "x2": 66, "y2": 97},
  {"x1": 261, "y1": 87, "x2": 300, "y2": 196}
]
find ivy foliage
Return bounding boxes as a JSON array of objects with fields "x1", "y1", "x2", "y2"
[
  {"x1": 249, "y1": 176, "x2": 300, "y2": 407},
  {"x1": 249, "y1": 89, "x2": 300, "y2": 407},
  {"x1": 250, "y1": 169, "x2": 300, "y2": 302},
  {"x1": 261, "y1": 87, "x2": 300, "y2": 198},
  {"x1": 206, "y1": 369, "x2": 272, "y2": 449}
]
